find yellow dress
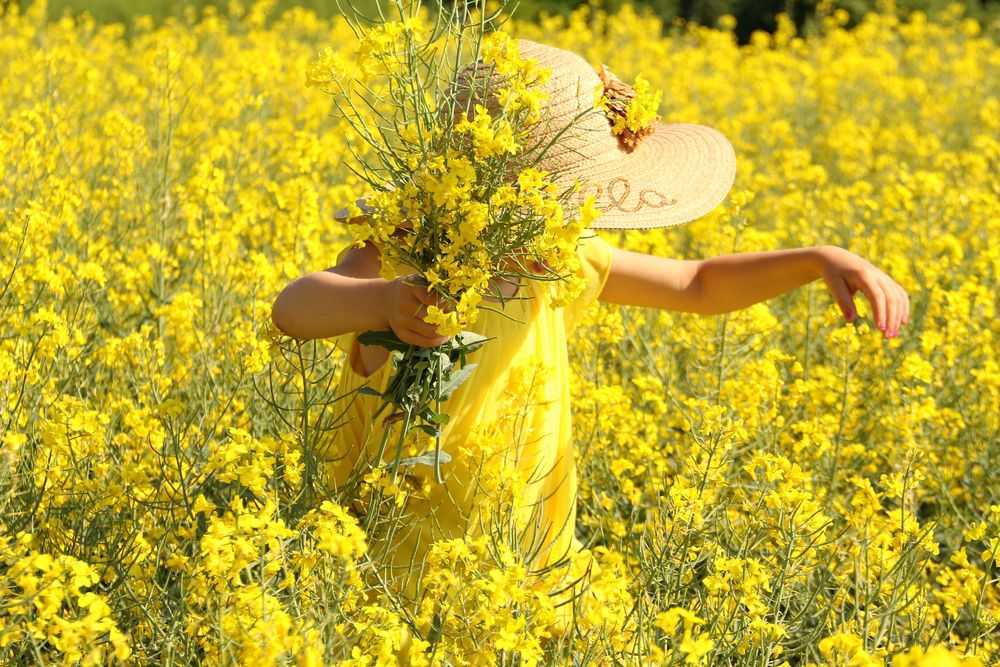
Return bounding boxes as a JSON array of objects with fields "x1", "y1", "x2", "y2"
[{"x1": 312, "y1": 231, "x2": 612, "y2": 622}]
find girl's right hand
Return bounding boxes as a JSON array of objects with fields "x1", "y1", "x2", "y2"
[{"x1": 383, "y1": 275, "x2": 452, "y2": 348}]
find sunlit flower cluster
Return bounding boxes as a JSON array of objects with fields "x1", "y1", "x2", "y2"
[
  {"x1": 312, "y1": 20, "x2": 594, "y2": 336},
  {"x1": 596, "y1": 65, "x2": 663, "y2": 150},
  {"x1": 1, "y1": 0, "x2": 998, "y2": 664}
]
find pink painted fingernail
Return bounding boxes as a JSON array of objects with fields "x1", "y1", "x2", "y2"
[{"x1": 878, "y1": 321, "x2": 886, "y2": 330}]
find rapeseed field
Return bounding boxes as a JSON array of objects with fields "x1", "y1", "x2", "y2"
[{"x1": 1, "y1": 0, "x2": 998, "y2": 664}]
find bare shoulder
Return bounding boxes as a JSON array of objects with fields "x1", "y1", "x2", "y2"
[{"x1": 325, "y1": 241, "x2": 381, "y2": 279}]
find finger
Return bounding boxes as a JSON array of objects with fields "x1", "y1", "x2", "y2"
[
  {"x1": 424, "y1": 291, "x2": 449, "y2": 309},
  {"x1": 400, "y1": 293, "x2": 426, "y2": 318},
  {"x1": 409, "y1": 284, "x2": 445, "y2": 309},
  {"x1": 399, "y1": 327, "x2": 450, "y2": 348},
  {"x1": 857, "y1": 277, "x2": 887, "y2": 335},
  {"x1": 827, "y1": 276, "x2": 857, "y2": 323},
  {"x1": 412, "y1": 299, "x2": 446, "y2": 322},
  {"x1": 410, "y1": 300, "x2": 429, "y2": 320},
  {"x1": 388, "y1": 298, "x2": 427, "y2": 333},
  {"x1": 400, "y1": 272, "x2": 425, "y2": 289},
  {"x1": 414, "y1": 288, "x2": 454, "y2": 314},
  {"x1": 408, "y1": 316, "x2": 448, "y2": 340},
  {"x1": 900, "y1": 283, "x2": 911, "y2": 326},
  {"x1": 891, "y1": 283, "x2": 907, "y2": 336},
  {"x1": 409, "y1": 283, "x2": 433, "y2": 303},
  {"x1": 880, "y1": 278, "x2": 898, "y2": 339}
]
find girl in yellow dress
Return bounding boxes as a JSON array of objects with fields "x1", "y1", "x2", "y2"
[{"x1": 271, "y1": 39, "x2": 910, "y2": 657}]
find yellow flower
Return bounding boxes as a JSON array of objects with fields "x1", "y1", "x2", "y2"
[{"x1": 981, "y1": 537, "x2": 1000, "y2": 565}]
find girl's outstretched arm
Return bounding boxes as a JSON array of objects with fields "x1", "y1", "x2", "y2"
[{"x1": 599, "y1": 245, "x2": 910, "y2": 339}]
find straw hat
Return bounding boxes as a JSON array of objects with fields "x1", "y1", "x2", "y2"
[{"x1": 336, "y1": 39, "x2": 736, "y2": 230}]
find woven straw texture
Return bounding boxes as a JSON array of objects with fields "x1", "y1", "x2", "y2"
[{"x1": 512, "y1": 40, "x2": 736, "y2": 230}]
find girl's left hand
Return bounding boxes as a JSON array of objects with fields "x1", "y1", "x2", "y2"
[{"x1": 815, "y1": 245, "x2": 910, "y2": 339}]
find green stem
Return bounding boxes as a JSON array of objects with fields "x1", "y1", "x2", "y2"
[{"x1": 434, "y1": 357, "x2": 444, "y2": 484}]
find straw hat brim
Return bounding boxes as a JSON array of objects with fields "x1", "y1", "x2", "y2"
[
  {"x1": 559, "y1": 122, "x2": 736, "y2": 230},
  {"x1": 334, "y1": 123, "x2": 735, "y2": 230}
]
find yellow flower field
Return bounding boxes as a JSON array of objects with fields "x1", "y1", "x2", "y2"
[{"x1": 1, "y1": 0, "x2": 998, "y2": 664}]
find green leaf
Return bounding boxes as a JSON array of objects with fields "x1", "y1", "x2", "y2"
[
  {"x1": 453, "y1": 331, "x2": 488, "y2": 352},
  {"x1": 439, "y1": 363, "x2": 478, "y2": 400},
  {"x1": 358, "y1": 330, "x2": 412, "y2": 353},
  {"x1": 425, "y1": 412, "x2": 451, "y2": 425},
  {"x1": 388, "y1": 449, "x2": 453, "y2": 468}
]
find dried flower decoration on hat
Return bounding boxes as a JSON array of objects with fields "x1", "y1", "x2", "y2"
[{"x1": 596, "y1": 65, "x2": 663, "y2": 152}]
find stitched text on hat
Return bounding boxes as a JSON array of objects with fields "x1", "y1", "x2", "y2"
[{"x1": 578, "y1": 177, "x2": 678, "y2": 213}]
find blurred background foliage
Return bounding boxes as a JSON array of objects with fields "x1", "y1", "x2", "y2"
[{"x1": 9, "y1": 0, "x2": 1000, "y2": 42}]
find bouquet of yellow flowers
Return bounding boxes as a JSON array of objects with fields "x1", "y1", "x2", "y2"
[{"x1": 306, "y1": 1, "x2": 600, "y2": 483}]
